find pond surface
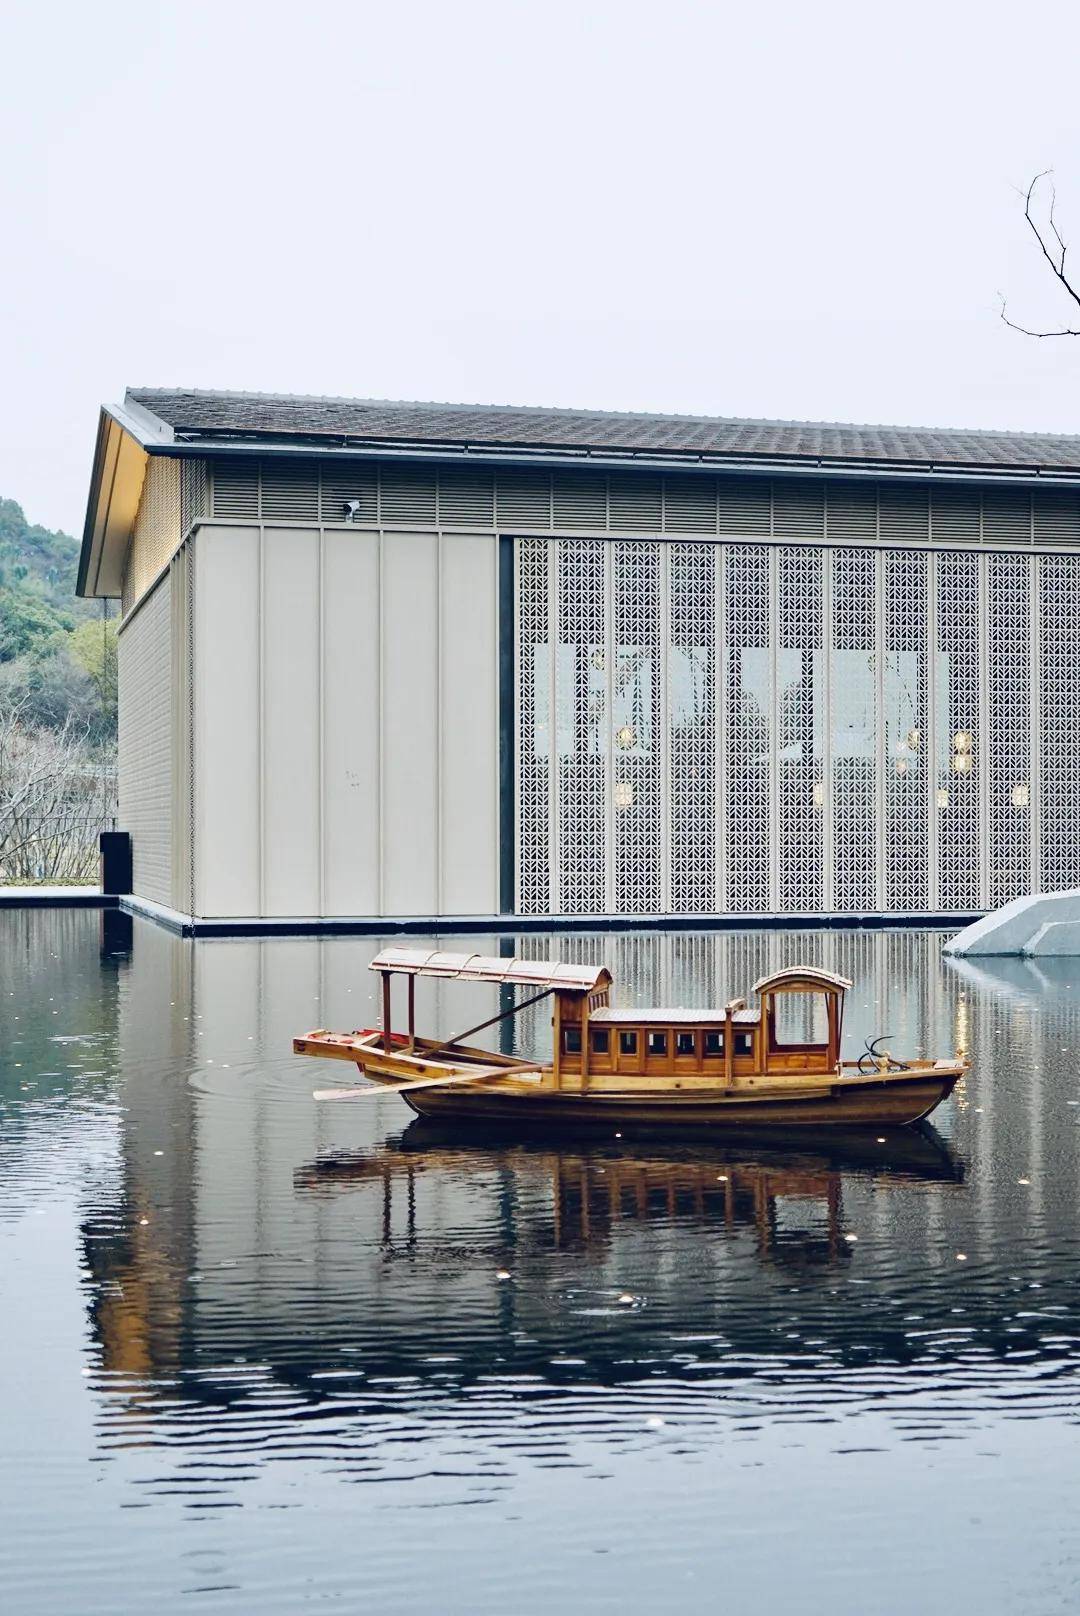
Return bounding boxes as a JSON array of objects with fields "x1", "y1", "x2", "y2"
[{"x1": 2, "y1": 910, "x2": 1080, "y2": 1614}]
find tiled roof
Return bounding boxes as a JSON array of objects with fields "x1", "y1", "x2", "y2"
[{"x1": 125, "y1": 388, "x2": 1080, "y2": 474}]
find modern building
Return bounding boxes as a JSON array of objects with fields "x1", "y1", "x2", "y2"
[{"x1": 78, "y1": 389, "x2": 1080, "y2": 930}]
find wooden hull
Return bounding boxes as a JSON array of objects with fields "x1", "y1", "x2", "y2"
[
  {"x1": 297, "y1": 1028, "x2": 965, "y2": 1137},
  {"x1": 399, "y1": 1069, "x2": 961, "y2": 1133}
]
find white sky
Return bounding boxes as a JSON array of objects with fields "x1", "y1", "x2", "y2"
[{"x1": 3, "y1": 0, "x2": 1080, "y2": 536}]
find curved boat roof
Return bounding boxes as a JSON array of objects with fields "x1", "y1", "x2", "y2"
[
  {"x1": 753, "y1": 966, "x2": 853, "y2": 994},
  {"x1": 370, "y1": 947, "x2": 611, "y2": 994}
]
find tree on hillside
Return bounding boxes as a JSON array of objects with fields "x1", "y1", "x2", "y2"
[
  {"x1": 69, "y1": 618, "x2": 118, "y2": 725},
  {"x1": 1001, "y1": 172, "x2": 1080, "y2": 339},
  {"x1": 0, "y1": 499, "x2": 117, "y2": 882}
]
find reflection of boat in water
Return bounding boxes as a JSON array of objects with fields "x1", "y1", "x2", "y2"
[
  {"x1": 295, "y1": 949, "x2": 968, "y2": 1133},
  {"x1": 295, "y1": 1121, "x2": 963, "y2": 1258}
]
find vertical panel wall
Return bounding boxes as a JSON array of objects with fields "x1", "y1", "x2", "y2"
[
  {"x1": 193, "y1": 527, "x2": 262, "y2": 916},
  {"x1": 118, "y1": 574, "x2": 173, "y2": 906},
  {"x1": 321, "y1": 531, "x2": 380, "y2": 913},
  {"x1": 381, "y1": 534, "x2": 439, "y2": 913},
  {"x1": 517, "y1": 538, "x2": 1079, "y2": 918},
  {"x1": 192, "y1": 525, "x2": 498, "y2": 919}
]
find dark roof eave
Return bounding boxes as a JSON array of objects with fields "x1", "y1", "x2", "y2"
[{"x1": 141, "y1": 432, "x2": 1080, "y2": 491}]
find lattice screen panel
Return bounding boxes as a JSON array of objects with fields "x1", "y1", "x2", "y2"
[
  {"x1": 937, "y1": 553, "x2": 981, "y2": 912},
  {"x1": 514, "y1": 538, "x2": 1065, "y2": 917},
  {"x1": 831, "y1": 548, "x2": 878, "y2": 912},
  {"x1": 987, "y1": 554, "x2": 1033, "y2": 906},
  {"x1": 1039, "y1": 556, "x2": 1080, "y2": 893}
]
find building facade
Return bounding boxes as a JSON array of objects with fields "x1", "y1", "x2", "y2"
[{"x1": 78, "y1": 390, "x2": 1080, "y2": 927}]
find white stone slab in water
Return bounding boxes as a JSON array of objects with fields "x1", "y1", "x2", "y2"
[{"x1": 944, "y1": 890, "x2": 1080, "y2": 956}]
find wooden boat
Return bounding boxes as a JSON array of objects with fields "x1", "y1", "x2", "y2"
[{"x1": 294, "y1": 947, "x2": 968, "y2": 1133}]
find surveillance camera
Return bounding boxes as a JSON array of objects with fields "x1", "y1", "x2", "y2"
[{"x1": 343, "y1": 499, "x2": 362, "y2": 522}]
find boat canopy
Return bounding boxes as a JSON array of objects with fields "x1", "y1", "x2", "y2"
[
  {"x1": 753, "y1": 966, "x2": 853, "y2": 995},
  {"x1": 369, "y1": 947, "x2": 611, "y2": 995}
]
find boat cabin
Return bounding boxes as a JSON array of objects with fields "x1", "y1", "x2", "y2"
[{"x1": 556, "y1": 966, "x2": 851, "y2": 1086}]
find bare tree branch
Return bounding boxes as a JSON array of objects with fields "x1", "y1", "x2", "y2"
[{"x1": 1001, "y1": 171, "x2": 1080, "y2": 338}]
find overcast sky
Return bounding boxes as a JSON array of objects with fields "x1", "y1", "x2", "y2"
[{"x1": 3, "y1": 0, "x2": 1080, "y2": 536}]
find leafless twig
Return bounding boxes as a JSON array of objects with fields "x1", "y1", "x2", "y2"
[{"x1": 1000, "y1": 171, "x2": 1080, "y2": 338}]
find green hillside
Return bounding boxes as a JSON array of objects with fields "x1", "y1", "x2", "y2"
[
  {"x1": 0, "y1": 498, "x2": 96, "y2": 662},
  {"x1": 0, "y1": 498, "x2": 115, "y2": 741}
]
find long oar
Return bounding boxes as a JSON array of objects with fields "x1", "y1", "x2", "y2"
[{"x1": 314, "y1": 1064, "x2": 537, "y2": 1102}]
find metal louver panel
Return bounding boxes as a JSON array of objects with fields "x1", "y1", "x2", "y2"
[
  {"x1": 931, "y1": 487, "x2": 981, "y2": 543},
  {"x1": 497, "y1": 470, "x2": 551, "y2": 529},
  {"x1": 438, "y1": 470, "x2": 496, "y2": 527},
  {"x1": 717, "y1": 477, "x2": 771, "y2": 535},
  {"x1": 608, "y1": 473, "x2": 662, "y2": 531},
  {"x1": 211, "y1": 460, "x2": 259, "y2": 520},
  {"x1": 982, "y1": 488, "x2": 1032, "y2": 544},
  {"x1": 198, "y1": 451, "x2": 1080, "y2": 553},
  {"x1": 553, "y1": 472, "x2": 607, "y2": 530},
  {"x1": 380, "y1": 464, "x2": 437, "y2": 524},
  {"x1": 663, "y1": 475, "x2": 717, "y2": 533},
  {"x1": 1034, "y1": 488, "x2": 1080, "y2": 544},
  {"x1": 323, "y1": 466, "x2": 378, "y2": 524},
  {"x1": 773, "y1": 478, "x2": 825, "y2": 538},
  {"x1": 879, "y1": 485, "x2": 930, "y2": 541},
  {"x1": 260, "y1": 461, "x2": 320, "y2": 522},
  {"x1": 824, "y1": 481, "x2": 877, "y2": 540}
]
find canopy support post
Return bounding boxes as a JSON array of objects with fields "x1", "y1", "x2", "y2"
[
  {"x1": 407, "y1": 975, "x2": 416, "y2": 1052},
  {"x1": 382, "y1": 972, "x2": 392, "y2": 1053}
]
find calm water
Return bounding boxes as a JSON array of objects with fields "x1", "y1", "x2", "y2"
[{"x1": 2, "y1": 911, "x2": 1080, "y2": 1613}]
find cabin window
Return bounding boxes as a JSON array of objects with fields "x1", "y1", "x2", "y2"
[
  {"x1": 619, "y1": 1030, "x2": 638, "y2": 1056},
  {"x1": 647, "y1": 1031, "x2": 668, "y2": 1057},
  {"x1": 563, "y1": 1026, "x2": 582, "y2": 1055},
  {"x1": 704, "y1": 1030, "x2": 724, "y2": 1057},
  {"x1": 772, "y1": 992, "x2": 829, "y2": 1047},
  {"x1": 591, "y1": 1029, "x2": 610, "y2": 1054},
  {"x1": 734, "y1": 1031, "x2": 753, "y2": 1056},
  {"x1": 676, "y1": 1031, "x2": 696, "y2": 1057}
]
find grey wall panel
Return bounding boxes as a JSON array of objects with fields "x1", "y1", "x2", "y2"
[
  {"x1": 381, "y1": 534, "x2": 439, "y2": 913},
  {"x1": 194, "y1": 528, "x2": 261, "y2": 917},
  {"x1": 262, "y1": 530, "x2": 321, "y2": 915},
  {"x1": 321, "y1": 531, "x2": 380, "y2": 913},
  {"x1": 118, "y1": 574, "x2": 173, "y2": 906},
  {"x1": 439, "y1": 534, "x2": 499, "y2": 912}
]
